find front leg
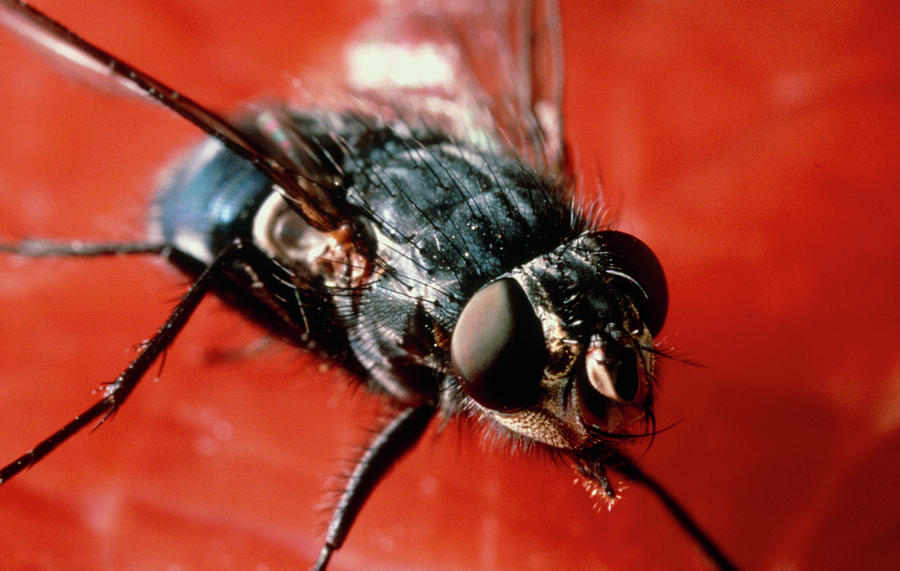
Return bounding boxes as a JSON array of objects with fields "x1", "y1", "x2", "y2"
[{"x1": 314, "y1": 404, "x2": 435, "y2": 570}]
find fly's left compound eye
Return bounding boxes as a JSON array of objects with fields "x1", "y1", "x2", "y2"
[
  {"x1": 598, "y1": 231, "x2": 668, "y2": 337},
  {"x1": 451, "y1": 279, "x2": 546, "y2": 412}
]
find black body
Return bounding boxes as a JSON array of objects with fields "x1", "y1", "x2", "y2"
[{"x1": 154, "y1": 113, "x2": 580, "y2": 406}]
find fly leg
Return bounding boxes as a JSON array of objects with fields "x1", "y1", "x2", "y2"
[
  {"x1": 2, "y1": 0, "x2": 358, "y2": 238},
  {"x1": 613, "y1": 454, "x2": 738, "y2": 571},
  {"x1": 0, "y1": 239, "x2": 167, "y2": 257},
  {"x1": 0, "y1": 239, "x2": 246, "y2": 483},
  {"x1": 314, "y1": 404, "x2": 435, "y2": 571}
]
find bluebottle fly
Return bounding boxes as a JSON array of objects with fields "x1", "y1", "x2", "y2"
[{"x1": 0, "y1": 1, "x2": 735, "y2": 568}]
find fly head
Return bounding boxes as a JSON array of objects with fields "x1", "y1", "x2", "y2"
[{"x1": 451, "y1": 230, "x2": 668, "y2": 472}]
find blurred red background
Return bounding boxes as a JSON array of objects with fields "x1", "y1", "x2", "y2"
[{"x1": 0, "y1": 1, "x2": 898, "y2": 569}]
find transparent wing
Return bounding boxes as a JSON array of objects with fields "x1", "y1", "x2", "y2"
[{"x1": 342, "y1": 0, "x2": 565, "y2": 172}]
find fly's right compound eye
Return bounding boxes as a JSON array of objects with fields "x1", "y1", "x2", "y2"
[{"x1": 451, "y1": 279, "x2": 546, "y2": 412}]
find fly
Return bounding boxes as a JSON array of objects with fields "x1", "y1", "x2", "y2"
[{"x1": 0, "y1": 1, "x2": 735, "y2": 569}]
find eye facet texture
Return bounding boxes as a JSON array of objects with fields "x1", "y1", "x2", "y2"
[{"x1": 451, "y1": 279, "x2": 546, "y2": 412}]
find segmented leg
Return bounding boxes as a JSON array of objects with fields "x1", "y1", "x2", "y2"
[
  {"x1": 614, "y1": 455, "x2": 737, "y2": 570},
  {"x1": 0, "y1": 239, "x2": 245, "y2": 483},
  {"x1": 0, "y1": 239, "x2": 167, "y2": 257},
  {"x1": 1, "y1": 0, "x2": 357, "y2": 235},
  {"x1": 314, "y1": 404, "x2": 435, "y2": 570}
]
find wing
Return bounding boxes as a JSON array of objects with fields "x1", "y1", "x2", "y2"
[{"x1": 341, "y1": 0, "x2": 565, "y2": 173}]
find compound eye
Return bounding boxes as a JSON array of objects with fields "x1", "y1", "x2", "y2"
[
  {"x1": 598, "y1": 231, "x2": 668, "y2": 336},
  {"x1": 451, "y1": 279, "x2": 546, "y2": 412}
]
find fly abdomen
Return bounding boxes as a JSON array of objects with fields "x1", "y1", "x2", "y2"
[
  {"x1": 150, "y1": 137, "x2": 272, "y2": 271},
  {"x1": 149, "y1": 135, "x2": 349, "y2": 355}
]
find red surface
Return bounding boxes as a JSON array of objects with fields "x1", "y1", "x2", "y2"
[{"x1": 1, "y1": 1, "x2": 898, "y2": 569}]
